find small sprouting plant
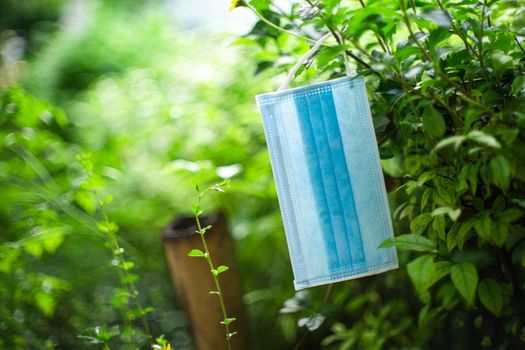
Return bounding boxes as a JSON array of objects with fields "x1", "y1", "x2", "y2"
[
  {"x1": 77, "y1": 153, "x2": 165, "y2": 349},
  {"x1": 152, "y1": 335, "x2": 171, "y2": 350},
  {"x1": 188, "y1": 179, "x2": 236, "y2": 350}
]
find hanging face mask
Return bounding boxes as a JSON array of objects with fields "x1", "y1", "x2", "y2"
[{"x1": 256, "y1": 34, "x2": 398, "y2": 290}]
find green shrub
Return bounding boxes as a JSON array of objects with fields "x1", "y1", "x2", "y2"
[{"x1": 238, "y1": 0, "x2": 525, "y2": 348}]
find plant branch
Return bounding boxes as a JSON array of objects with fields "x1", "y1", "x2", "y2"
[
  {"x1": 194, "y1": 185, "x2": 234, "y2": 350},
  {"x1": 93, "y1": 188, "x2": 152, "y2": 340}
]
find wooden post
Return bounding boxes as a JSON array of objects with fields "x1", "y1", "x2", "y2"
[{"x1": 161, "y1": 212, "x2": 251, "y2": 350}]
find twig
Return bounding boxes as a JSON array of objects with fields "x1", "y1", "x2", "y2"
[{"x1": 192, "y1": 182, "x2": 234, "y2": 350}]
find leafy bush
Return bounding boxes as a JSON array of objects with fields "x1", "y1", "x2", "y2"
[{"x1": 237, "y1": 0, "x2": 525, "y2": 348}]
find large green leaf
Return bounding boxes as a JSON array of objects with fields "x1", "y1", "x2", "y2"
[
  {"x1": 422, "y1": 105, "x2": 446, "y2": 138},
  {"x1": 478, "y1": 278, "x2": 503, "y2": 317},
  {"x1": 450, "y1": 262, "x2": 478, "y2": 307},
  {"x1": 447, "y1": 220, "x2": 474, "y2": 251},
  {"x1": 407, "y1": 255, "x2": 444, "y2": 295},
  {"x1": 474, "y1": 215, "x2": 492, "y2": 241},
  {"x1": 410, "y1": 213, "x2": 433, "y2": 234},
  {"x1": 379, "y1": 234, "x2": 436, "y2": 253},
  {"x1": 490, "y1": 155, "x2": 511, "y2": 190},
  {"x1": 492, "y1": 221, "x2": 508, "y2": 247}
]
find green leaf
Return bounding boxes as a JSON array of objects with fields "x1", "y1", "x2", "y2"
[
  {"x1": 498, "y1": 208, "x2": 523, "y2": 223},
  {"x1": 474, "y1": 215, "x2": 492, "y2": 241},
  {"x1": 122, "y1": 261, "x2": 135, "y2": 270},
  {"x1": 102, "y1": 195, "x2": 114, "y2": 205},
  {"x1": 191, "y1": 203, "x2": 203, "y2": 217},
  {"x1": 41, "y1": 227, "x2": 65, "y2": 254},
  {"x1": 0, "y1": 248, "x2": 20, "y2": 273},
  {"x1": 24, "y1": 240, "x2": 43, "y2": 258},
  {"x1": 478, "y1": 278, "x2": 503, "y2": 317},
  {"x1": 216, "y1": 265, "x2": 229, "y2": 274},
  {"x1": 432, "y1": 215, "x2": 446, "y2": 241},
  {"x1": 447, "y1": 220, "x2": 474, "y2": 251},
  {"x1": 437, "y1": 282, "x2": 459, "y2": 310},
  {"x1": 491, "y1": 50, "x2": 514, "y2": 75},
  {"x1": 407, "y1": 255, "x2": 439, "y2": 295},
  {"x1": 316, "y1": 45, "x2": 347, "y2": 68},
  {"x1": 511, "y1": 76, "x2": 525, "y2": 95},
  {"x1": 420, "y1": 9, "x2": 451, "y2": 27},
  {"x1": 467, "y1": 131, "x2": 501, "y2": 148},
  {"x1": 423, "y1": 105, "x2": 446, "y2": 138},
  {"x1": 435, "y1": 135, "x2": 466, "y2": 151},
  {"x1": 410, "y1": 213, "x2": 433, "y2": 234},
  {"x1": 418, "y1": 304, "x2": 440, "y2": 327},
  {"x1": 421, "y1": 188, "x2": 433, "y2": 210},
  {"x1": 434, "y1": 186, "x2": 454, "y2": 207},
  {"x1": 428, "y1": 27, "x2": 452, "y2": 49},
  {"x1": 379, "y1": 234, "x2": 436, "y2": 253},
  {"x1": 468, "y1": 163, "x2": 480, "y2": 195},
  {"x1": 35, "y1": 292, "x2": 56, "y2": 316},
  {"x1": 97, "y1": 221, "x2": 119, "y2": 233},
  {"x1": 490, "y1": 155, "x2": 511, "y2": 190},
  {"x1": 481, "y1": 336, "x2": 492, "y2": 347},
  {"x1": 492, "y1": 221, "x2": 508, "y2": 247},
  {"x1": 221, "y1": 317, "x2": 237, "y2": 325},
  {"x1": 434, "y1": 261, "x2": 453, "y2": 282},
  {"x1": 450, "y1": 262, "x2": 478, "y2": 307},
  {"x1": 379, "y1": 145, "x2": 394, "y2": 159},
  {"x1": 75, "y1": 190, "x2": 97, "y2": 213},
  {"x1": 187, "y1": 249, "x2": 206, "y2": 257},
  {"x1": 432, "y1": 207, "x2": 461, "y2": 221}
]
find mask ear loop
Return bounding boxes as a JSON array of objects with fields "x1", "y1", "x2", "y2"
[
  {"x1": 278, "y1": 32, "x2": 356, "y2": 91},
  {"x1": 334, "y1": 31, "x2": 356, "y2": 78}
]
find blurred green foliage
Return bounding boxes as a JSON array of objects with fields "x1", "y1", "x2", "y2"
[
  {"x1": 0, "y1": 1, "x2": 297, "y2": 349},
  {"x1": 2, "y1": 0, "x2": 525, "y2": 349}
]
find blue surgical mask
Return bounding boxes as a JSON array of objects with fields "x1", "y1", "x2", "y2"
[{"x1": 256, "y1": 76, "x2": 398, "y2": 290}]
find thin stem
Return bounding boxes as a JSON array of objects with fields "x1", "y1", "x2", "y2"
[
  {"x1": 323, "y1": 283, "x2": 335, "y2": 303},
  {"x1": 484, "y1": 0, "x2": 492, "y2": 26},
  {"x1": 293, "y1": 284, "x2": 335, "y2": 350},
  {"x1": 194, "y1": 192, "x2": 233, "y2": 350},
  {"x1": 400, "y1": 0, "x2": 432, "y2": 61},
  {"x1": 93, "y1": 189, "x2": 152, "y2": 339},
  {"x1": 515, "y1": 37, "x2": 525, "y2": 57},
  {"x1": 358, "y1": 0, "x2": 392, "y2": 54},
  {"x1": 400, "y1": 0, "x2": 471, "y2": 96},
  {"x1": 435, "y1": 0, "x2": 477, "y2": 56},
  {"x1": 246, "y1": 2, "x2": 377, "y2": 71},
  {"x1": 319, "y1": 9, "x2": 373, "y2": 70},
  {"x1": 399, "y1": 0, "x2": 491, "y2": 117},
  {"x1": 479, "y1": 2, "x2": 486, "y2": 69}
]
